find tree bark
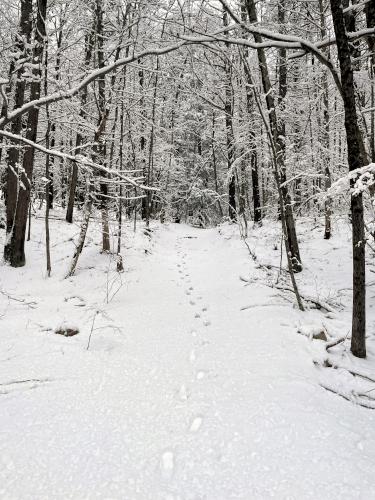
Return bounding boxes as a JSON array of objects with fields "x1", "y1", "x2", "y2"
[
  {"x1": 94, "y1": 0, "x2": 110, "y2": 252},
  {"x1": 330, "y1": 0, "x2": 366, "y2": 358},
  {"x1": 223, "y1": 8, "x2": 236, "y2": 221},
  {"x1": 4, "y1": 0, "x2": 46, "y2": 267},
  {"x1": 66, "y1": 24, "x2": 95, "y2": 223},
  {"x1": 240, "y1": 5, "x2": 261, "y2": 225},
  {"x1": 366, "y1": 0, "x2": 375, "y2": 162},
  {"x1": 245, "y1": 0, "x2": 301, "y2": 271}
]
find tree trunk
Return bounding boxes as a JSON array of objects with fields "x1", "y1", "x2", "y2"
[
  {"x1": 66, "y1": 23, "x2": 95, "y2": 223},
  {"x1": 94, "y1": 0, "x2": 110, "y2": 252},
  {"x1": 223, "y1": 8, "x2": 236, "y2": 221},
  {"x1": 211, "y1": 112, "x2": 223, "y2": 217},
  {"x1": 366, "y1": 0, "x2": 375, "y2": 162},
  {"x1": 240, "y1": 6, "x2": 261, "y2": 225},
  {"x1": 245, "y1": 0, "x2": 301, "y2": 271},
  {"x1": 330, "y1": 0, "x2": 366, "y2": 358},
  {"x1": 4, "y1": 0, "x2": 46, "y2": 267},
  {"x1": 66, "y1": 178, "x2": 93, "y2": 277},
  {"x1": 139, "y1": 67, "x2": 148, "y2": 221}
]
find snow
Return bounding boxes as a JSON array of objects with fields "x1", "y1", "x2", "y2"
[{"x1": 1, "y1": 212, "x2": 375, "y2": 499}]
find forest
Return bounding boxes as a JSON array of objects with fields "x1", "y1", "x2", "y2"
[{"x1": 0, "y1": 0, "x2": 375, "y2": 498}]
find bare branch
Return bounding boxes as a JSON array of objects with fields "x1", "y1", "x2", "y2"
[{"x1": 0, "y1": 129, "x2": 156, "y2": 191}]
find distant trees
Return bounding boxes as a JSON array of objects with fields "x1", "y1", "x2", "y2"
[{"x1": 0, "y1": 0, "x2": 374, "y2": 355}]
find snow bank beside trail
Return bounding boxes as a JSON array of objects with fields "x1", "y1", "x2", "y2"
[{"x1": 0, "y1": 212, "x2": 375, "y2": 499}]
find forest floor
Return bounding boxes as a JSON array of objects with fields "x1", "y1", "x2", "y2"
[{"x1": 1, "y1": 211, "x2": 375, "y2": 499}]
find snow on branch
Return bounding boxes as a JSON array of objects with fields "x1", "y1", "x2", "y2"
[
  {"x1": 0, "y1": 41, "x2": 188, "y2": 129},
  {"x1": 210, "y1": 0, "x2": 345, "y2": 96},
  {"x1": 327, "y1": 163, "x2": 375, "y2": 199},
  {"x1": 0, "y1": 129, "x2": 156, "y2": 192}
]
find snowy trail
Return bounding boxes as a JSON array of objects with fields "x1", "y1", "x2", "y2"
[{"x1": 1, "y1": 221, "x2": 375, "y2": 499}]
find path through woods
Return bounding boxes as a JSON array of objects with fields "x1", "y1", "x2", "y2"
[{"x1": 1, "y1": 219, "x2": 375, "y2": 499}]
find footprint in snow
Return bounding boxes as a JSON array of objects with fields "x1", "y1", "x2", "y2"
[
  {"x1": 197, "y1": 338, "x2": 210, "y2": 347},
  {"x1": 202, "y1": 306, "x2": 207, "y2": 312},
  {"x1": 185, "y1": 290, "x2": 191, "y2": 296},
  {"x1": 195, "y1": 313, "x2": 201, "y2": 319},
  {"x1": 64, "y1": 295, "x2": 86, "y2": 307},
  {"x1": 203, "y1": 320, "x2": 211, "y2": 327},
  {"x1": 189, "y1": 349, "x2": 196, "y2": 363},
  {"x1": 189, "y1": 416, "x2": 203, "y2": 433},
  {"x1": 178, "y1": 384, "x2": 190, "y2": 401},
  {"x1": 161, "y1": 451, "x2": 174, "y2": 479},
  {"x1": 189, "y1": 300, "x2": 195, "y2": 306}
]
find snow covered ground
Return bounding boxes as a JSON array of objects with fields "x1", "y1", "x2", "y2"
[{"x1": 1, "y1": 212, "x2": 375, "y2": 499}]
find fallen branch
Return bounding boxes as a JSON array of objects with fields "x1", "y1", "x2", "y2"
[
  {"x1": 320, "y1": 383, "x2": 375, "y2": 410},
  {"x1": 241, "y1": 302, "x2": 288, "y2": 310},
  {"x1": 273, "y1": 284, "x2": 336, "y2": 312},
  {"x1": 0, "y1": 288, "x2": 37, "y2": 309},
  {"x1": 325, "y1": 336, "x2": 347, "y2": 351},
  {"x1": 314, "y1": 357, "x2": 375, "y2": 384}
]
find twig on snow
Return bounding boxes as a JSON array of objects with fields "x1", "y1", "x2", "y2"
[
  {"x1": 0, "y1": 288, "x2": 37, "y2": 309},
  {"x1": 320, "y1": 383, "x2": 375, "y2": 410},
  {"x1": 325, "y1": 335, "x2": 348, "y2": 352}
]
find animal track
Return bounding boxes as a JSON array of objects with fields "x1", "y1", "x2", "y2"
[
  {"x1": 178, "y1": 384, "x2": 190, "y2": 401},
  {"x1": 196, "y1": 338, "x2": 210, "y2": 347},
  {"x1": 161, "y1": 451, "x2": 174, "y2": 479},
  {"x1": 189, "y1": 416, "x2": 203, "y2": 433}
]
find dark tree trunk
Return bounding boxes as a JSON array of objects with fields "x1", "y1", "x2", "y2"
[
  {"x1": 223, "y1": 9, "x2": 236, "y2": 221},
  {"x1": 242, "y1": 56, "x2": 261, "y2": 224},
  {"x1": 240, "y1": 5, "x2": 261, "y2": 225},
  {"x1": 4, "y1": 0, "x2": 46, "y2": 267},
  {"x1": 46, "y1": 29, "x2": 62, "y2": 210},
  {"x1": 250, "y1": 146, "x2": 261, "y2": 224},
  {"x1": 66, "y1": 24, "x2": 95, "y2": 223},
  {"x1": 0, "y1": 63, "x2": 15, "y2": 169},
  {"x1": 245, "y1": 0, "x2": 301, "y2": 271},
  {"x1": 44, "y1": 44, "x2": 52, "y2": 277},
  {"x1": 366, "y1": 0, "x2": 375, "y2": 162},
  {"x1": 276, "y1": 0, "x2": 302, "y2": 272},
  {"x1": 94, "y1": 0, "x2": 110, "y2": 252},
  {"x1": 330, "y1": 0, "x2": 366, "y2": 358},
  {"x1": 211, "y1": 112, "x2": 223, "y2": 217},
  {"x1": 139, "y1": 68, "x2": 149, "y2": 221}
]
